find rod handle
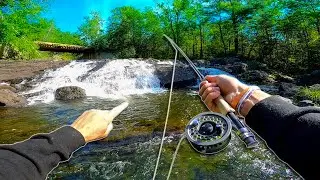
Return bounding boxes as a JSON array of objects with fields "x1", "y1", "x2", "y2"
[{"x1": 214, "y1": 96, "x2": 235, "y2": 116}]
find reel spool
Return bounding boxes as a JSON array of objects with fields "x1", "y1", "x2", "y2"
[{"x1": 185, "y1": 112, "x2": 232, "y2": 155}]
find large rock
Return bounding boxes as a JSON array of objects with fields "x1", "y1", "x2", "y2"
[
  {"x1": 278, "y1": 82, "x2": 300, "y2": 97},
  {"x1": 55, "y1": 86, "x2": 86, "y2": 101},
  {"x1": 0, "y1": 89, "x2": 27, "y2": 107},
  {"x1": 154, "y1": 61, "x2": 198, "y2": 88},
  {"x1": 193, "y1": 60, "x2": 210, "y2": 67},
  {"x1": 298, "y1": 70, "x2": 320, "y2": 85},
  {"x1": 230, "y1": 62, "x2": 248, "y2": 74},
  {"x1": 239, "y1": 70, "x2": 271, "y2": 83}
]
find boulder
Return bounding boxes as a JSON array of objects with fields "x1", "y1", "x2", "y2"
[
  {"x1": 55, "y1": 86, "x2": 86, "y2": 101},
  {"x1": 0, "y1": 89, "x2": 27, "y2": 107},
  {"x1": 298, "y1": 100, "x2": 315, "y2": 107},
  {"x1": 230, "y1": 62, "x2": 248, "y2": 74},
  {"x1": 193, "y1": 60, "x2": 210, "y2": 67},
  {"x1": 298, "y1": 70, "x2": 320, "y2": 85},
  {"x1": 239, "y1": 70, "x2": 271, "y2": 83},
  {"x1": 154, "y1": 62, "x2": 198, "y2": 88},
  {"x1": 278, "y1": 82, "x2": 300, "y2": 97}
]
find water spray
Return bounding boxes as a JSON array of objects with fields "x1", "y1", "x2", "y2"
[{"x1": 164, "y1": 35, "x2": 258, "y2": 154}]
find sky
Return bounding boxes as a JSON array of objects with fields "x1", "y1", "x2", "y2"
[{"x1": 43, "y1": 0, "x2": 160, "y2": 32}]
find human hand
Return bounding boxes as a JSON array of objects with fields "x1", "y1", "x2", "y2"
[
  {"x1": 199, "y1": 75, "x2": 249, "y2": 113},
  {"x1": 199, "y1": 75, "x2": 270, "y2": 116},
  {"x1": 71, "y1": 102, "x2": 129, "y2": 143}
]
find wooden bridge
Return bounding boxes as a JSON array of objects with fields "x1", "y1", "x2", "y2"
[{"x1": 36, "y1": 41, "x2": 94, "y2": 53}]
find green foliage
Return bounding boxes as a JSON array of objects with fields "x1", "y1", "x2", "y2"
[
  {"x1": 0, "y1": 0, "x2": 84, "y2": 60},
  {"x1": 89, "y1": 0, "x2": 319, "y2": 74},
  {"x1": 1, "y1": 0, "x2": 320, "y2": 72},
  {"x1": 298, "y1": 87, "x2": 320, "y2": 104},
  {"x1": 78, "y1": 12, "x2": 104, "y2": 46}
]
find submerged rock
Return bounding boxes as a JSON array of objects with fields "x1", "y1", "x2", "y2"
[
  {"x1": 0, "y1": 89, "x2": 27, "y2": 107},
  {"x1": 55, "y1": 86, "x2": 86, "y2": 101}
]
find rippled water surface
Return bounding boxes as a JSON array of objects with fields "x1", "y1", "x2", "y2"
[
  {"x1": 0, "y1": 60, "x2": 300, "y2": 179},
  {"x1": 0, "y1": 92, "x2": 299, "y2": 179}
]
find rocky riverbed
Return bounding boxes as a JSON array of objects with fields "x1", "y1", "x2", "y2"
[{"x1": 0, "y1": 58, "x2": 319, "y2": 107}]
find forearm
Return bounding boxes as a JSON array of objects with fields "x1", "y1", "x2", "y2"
[
  {"x1": 245, "y1": 96, "x2": 320, "y2": 179},
  {"x1": 0, "y1": 126, "x2": 85, "y2": 180}
]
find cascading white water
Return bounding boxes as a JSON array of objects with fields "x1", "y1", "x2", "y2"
[{"x1": 23, "y1": 59, "x2": 163, "y2": 104}]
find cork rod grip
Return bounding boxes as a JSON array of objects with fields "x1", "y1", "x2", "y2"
[{"x1": 214, "y1": 96, "x2": 235, "y2": 116}]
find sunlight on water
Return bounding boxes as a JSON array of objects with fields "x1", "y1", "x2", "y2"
[{"x1": 23, "y1": 59, "x2": 164, "y2": 104}]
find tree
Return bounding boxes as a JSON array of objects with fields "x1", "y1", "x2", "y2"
[{"x1": 78, "y1": 12, "x2": 104, "y2": 46}]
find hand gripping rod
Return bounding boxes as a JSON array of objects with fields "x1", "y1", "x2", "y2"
[{"x1": 164, "y1": 34, "x2": 258, "y2": 148}]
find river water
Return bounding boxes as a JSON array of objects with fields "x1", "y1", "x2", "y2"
[{"x1": 0, "y1": 59, "x2": 299, "y2": 179}]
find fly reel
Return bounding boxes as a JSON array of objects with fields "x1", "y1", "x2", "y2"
[{"x1": 185, "y1": 112, "x2": 232, "y2": 155}]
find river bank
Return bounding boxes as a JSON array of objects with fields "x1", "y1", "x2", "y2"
[
  {"x1": 0, "y1": 60, "x2": 69, "y2": 83},
  {"x1": 0, "y1": 58, "x2": 319, "y2": 106}
]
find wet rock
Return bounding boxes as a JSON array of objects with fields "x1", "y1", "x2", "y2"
[
  {"x1": 55, "y1": 86, "x2": 86, "y2": 101},
  {"x1": 0, "y1": 89, "x2": 27, "y2": 107},
  {"x1": 154, "y1": 61, "x2": 197, "y2": 88},
  {"x1": 239, "y1": 70, "x2": 271, "y2": 83},
  {"x1": 278, "y1": 82, "x2": 300, "y2": 97},
  {"x1": 298, "y1": 100, "x2": 315, "y2": 107},
  {"x1": 0, "y1": 83, "x2": 17, "y2": 92},
  {"x1": 230, "y1": 62, "x2": 248, "y2": 74}
]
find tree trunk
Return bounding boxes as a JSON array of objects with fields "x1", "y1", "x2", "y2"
[
  {"x1": 192, "y1": 34, "x2": 196, "y2": 58},
  {"x1": 218, "y1": 19, "x2": 227, "y2": 55},
  {"x1": 316, "y1": 18, "x2": 320, "y2": 35},
  {"x1": 199, "y1": 25, "x2": 203, "y2": 59},
  {"x1": 232, "y1": 12, "x2": 239, "y2": 54}
]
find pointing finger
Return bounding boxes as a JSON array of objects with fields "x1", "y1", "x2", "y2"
[{"x1": 108, "y1": 102, "x2": 129, "y2": 119}]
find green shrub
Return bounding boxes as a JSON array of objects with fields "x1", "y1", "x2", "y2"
[{"x1": 297, "y1": 87, "x2": 320, "y2": 105}]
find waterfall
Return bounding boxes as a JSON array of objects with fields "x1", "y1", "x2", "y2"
[{"x1": 23, "y1": 59, "x2": 163, "y2": 104}]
